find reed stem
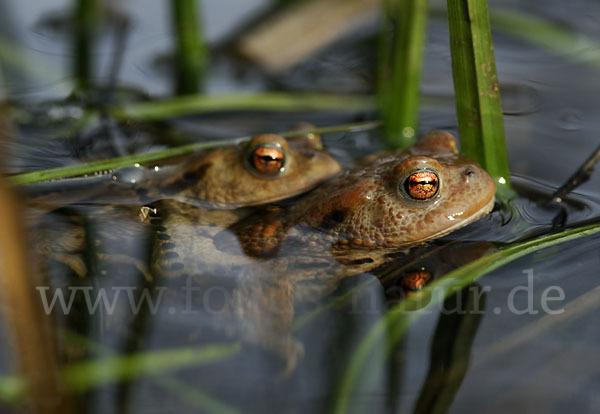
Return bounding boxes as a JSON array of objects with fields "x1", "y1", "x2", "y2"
[
  {"x1": 73, "y1": 0, "x2": 101, "y2": 90},
  {"x1": 171, "y1": 0, "x2": 207, "y2": 95},
  {"x1": 378, "y1": 0, "x2": 429, "y2": 148},
  {"x1": 447, "y1": 0, "x2": 512, "y2": 197}
]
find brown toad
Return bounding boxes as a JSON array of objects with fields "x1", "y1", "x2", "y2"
[{"x1": 152, "y1": 130, "x2": 496, "y2": 373}]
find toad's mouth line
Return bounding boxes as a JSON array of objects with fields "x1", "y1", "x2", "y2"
[{"x1": 409, "y1": 195, "x2": 496, "y2": 245}]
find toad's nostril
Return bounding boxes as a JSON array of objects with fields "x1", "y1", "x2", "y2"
[{"x1": 464, "y1": 168, "x2": 475, "y2": 177}]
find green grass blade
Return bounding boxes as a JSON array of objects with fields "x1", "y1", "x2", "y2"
[
  {"x1": 62, "y1": 343, "x2": 240, "y2": 392},
  {"x1": 110, "y1": 93, "x2": 375, "y2": 121},
  {"x1": 490, "y1": 7, "x2": 600, "y2": 70},
  {"x1": 7, "y1": 120, "x2": 380, "y2": 186},
  {"x1": 334, "y1": 221, "x2": 600, "y2": 412},
  {"x1": 0, "y1": 376, "x2": 26, "y2": 405},
  {"x1": 108, "y1": 93, "x2": 457, "y2": 123},
  {"x1": 429, "y1": 6, "x2": 600, "y2": 72},
  {"x1": 155, "y1": 375, "x2": 241, "y2": 414},
  {"x1": 0, "y1": 343, "x2": 241, "y2": 405},
  {"x1": 60, "y1": 330, "x2": 241, "y2": 413},
  {"x1": 447, "y1": 0, "x2": 512, "y2": 199},
  {"x1": 379, "y1": 0, "x2": 429, "y2": 149},
  {"x1": 73, "y1": 0, "x2": 101, "y2": 90},
  {"x1": 7, "y1": 138, "x2": 240, "y2": 186}
]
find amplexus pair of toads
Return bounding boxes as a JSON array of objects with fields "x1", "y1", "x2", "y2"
[
  {"x1": 144, "y1": 128, "x2": 496, "y2": 283},
  {"x1": 128, "y1": 128, "x2": 495, "y2": 371},
  {"x1": 31, "y1": 128, "x2": 496, "y2": 372}
]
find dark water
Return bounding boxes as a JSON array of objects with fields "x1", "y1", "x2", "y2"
[{"x1": 1, "y1": 1, "x2": 600, "y2": 413}]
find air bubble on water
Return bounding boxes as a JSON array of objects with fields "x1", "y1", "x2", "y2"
[
  {"x1": 559, "y1": 109, "x2": 584, "y2": 131},
  {"x1": 111, "y1": 166, "x2": 146, "y2": 185}
]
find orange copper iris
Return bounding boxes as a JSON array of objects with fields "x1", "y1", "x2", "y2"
[
  {"x1": 404, "y1": 170, "x2": 439, "y2": 200},
  {"x1": 251, "y1": 146, "x2": 285, "y2": 175}
]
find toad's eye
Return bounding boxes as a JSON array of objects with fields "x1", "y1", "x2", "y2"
[
  {"x1": 403, "y1": 170, "x2": 439, "y2": 200},
  {"x1": 250, "y1": 146, "x2": 286, "y2": 175}
]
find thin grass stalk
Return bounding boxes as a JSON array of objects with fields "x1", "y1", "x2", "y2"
[
  {"x1": 155, "y1": 376, "x2": 241, "y2": 414},
  {"x1": 446, "y1": 0, "x2": 512, "y2": 198},
  {"x1": 110, "y1": 92, "x2": 375, "y2": 121},
  {"x1": 9, "y1": 120, "x2": 380, "y2": 185},
  {"x1": 171, "y1": 0, "x2": 207, "y2": 95},
  {"x1": 0, "y1": 343, "x2": 241, "y2": 404},
  {"x1": 379, "y1": 0, "x2": 429, "y2": 148},
  {"x1": 60, "y1": 331, "x2": 242, "y2": 413},
  {"x1": 490, "y1": 7, "x2": 600, "y2": 71},
  {"x1": 428, "y1": 5, "x2": 600, "y2": 72}
]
